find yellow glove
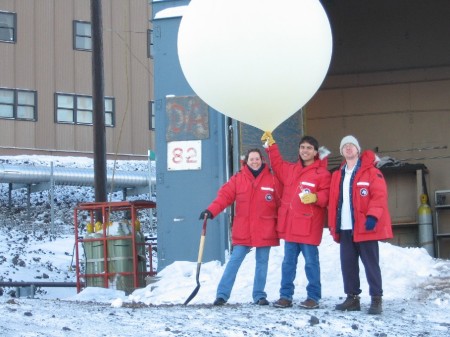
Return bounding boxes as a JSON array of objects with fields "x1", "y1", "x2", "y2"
[
  {"x1": 301, "y1": 193, "x2": 317, "y2": 204},
  {"x1": 261, "y1": 131, "x2": 276, "y2": 147}
]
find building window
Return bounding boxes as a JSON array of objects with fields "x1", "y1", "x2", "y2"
[
  {"x1": 0, "y1": 11, "x2": 16, "y2": 43},
  {"x1": 76, "y1": 96, "x2": 93, "y2": 123},
  {"x1": 147, "y1": 29, "x2": 154, "y2": 58},
  {"x1": 73, "y1": 21, "x2": 92, "y2": 51},
  {"x1": 55, "y1": 93, "x2": 114, "y2": 126},
  {"x1": 149, "y1": 100, "x2": 155, "y2": 130},
  {"x1": 0, "y1": 88, "x2": 36, "y2": 120},
  {"x1": 105, "y1": 97, "x2": 114, "y2": 126}
]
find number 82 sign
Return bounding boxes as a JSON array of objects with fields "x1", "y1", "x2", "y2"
[{"x1": 167, "y1": 140, "x2": 202, "y2": 171}]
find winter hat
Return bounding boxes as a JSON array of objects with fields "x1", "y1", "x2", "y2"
[{"x1": 340, "y1": 135, "x2": 361, "y2": 155}]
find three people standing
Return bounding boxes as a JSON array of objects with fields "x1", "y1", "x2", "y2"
[{"x1": 202, "y1": 134, "x2": 391, "y2": 315}]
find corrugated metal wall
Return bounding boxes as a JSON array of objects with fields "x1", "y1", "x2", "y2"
[{"x1": 307, "y1": 0, "x2": 450, "y2": 258}]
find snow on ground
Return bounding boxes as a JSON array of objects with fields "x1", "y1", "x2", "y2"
[{"x1": 0, "y1": 155, "x2": 449, "y2": 337}]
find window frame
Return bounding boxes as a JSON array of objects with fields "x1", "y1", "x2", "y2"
[
  {"x1": 104, "y1": 97, "x2": 115, "y2": 127},
  {"x1": 0, "y1": 88, "x2": 37, "y2": 121},
  {"x1": 0, "y1": 11, "x2": 16, "y2": 43},
  {"x1": 55, "y1": 93, "x2": 115, "y2": 127},
  {"x1": 149, "y1": 100, "x2": 155, "y2": 130},
  {"x1": 147, "y1": 29, "x2": 154, "y2": 59},
  {"x1": 73, "y1": 20, "x2": 92, "y2": 51}
]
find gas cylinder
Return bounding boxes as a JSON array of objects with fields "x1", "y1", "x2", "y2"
[
  {"x1": 418, "y1": 194, "x2": 434, "y2": 256},
  {"x1": 83, "y1": 223, "x2": 94, "y2": 285},
  {"x1": 108, "y1": 221, "x2": 133, "y2": 294},
  {"x1": 85, "y1": 222, "x2": 105, "y2": 287},
  {"x1": 135, "y1": 219, "x2": 147, "y2": 287}
]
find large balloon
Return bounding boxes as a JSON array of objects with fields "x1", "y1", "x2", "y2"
[{"x1": 177, "y1": 0, "x2": 333, "y2": 131}]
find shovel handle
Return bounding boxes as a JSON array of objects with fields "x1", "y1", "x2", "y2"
[
  {"x1": 201, "y1": 214, "x2": 208, "y2": 236},
  {"x1": 197, "y1": 216, "x2": 208, "y2": 262},
  {"x1": 197, "y1": 235, "x2": 206, "y2": 263}
]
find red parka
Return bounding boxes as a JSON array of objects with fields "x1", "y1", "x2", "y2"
[
  {"x1": 265, "y1": 144, "x2": 331, "y2": 245},
  {"x1": 328, "y1": 150, "x2": 393, "y2": 243},
  {"x1": 206, "y1": 164, "x2": 281, "y2": 247}
]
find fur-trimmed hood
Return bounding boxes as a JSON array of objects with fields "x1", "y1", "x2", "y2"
[
  {"x1": 315, "y1": 146, "x2": 330, "y2": 169},
  {"x1": 318, "y1": 146, "x2": 331, "y2": 160}
]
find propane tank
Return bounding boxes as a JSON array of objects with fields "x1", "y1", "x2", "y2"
[{"x1": 418, "y1": 194, "x2": 434, "y2": 256}]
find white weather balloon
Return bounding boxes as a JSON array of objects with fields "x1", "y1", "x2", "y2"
[{"x1": 178, "y1": 0, "x2": 333, "y2": 131}]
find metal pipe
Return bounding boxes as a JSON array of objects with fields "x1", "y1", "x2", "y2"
[
  {"x1": 0, "y1": 281, "x2": 79, "y2": 287},
  {"x1": 50, "y1": 162, "x2": 55, "y2": 236},
  {"x1": 0, "y1": 164, "x2": 155, "y2": 188},
  {"x1": 91, "y1": 0, "x2": 108, "y2": 205}
]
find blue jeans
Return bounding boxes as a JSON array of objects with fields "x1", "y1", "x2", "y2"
[
  {"x1": 279, "y1": 241, "x2": 321, "y2": 302},
  {"x1": 216, "y1": 245, "x2": 271, "y2": 303}
]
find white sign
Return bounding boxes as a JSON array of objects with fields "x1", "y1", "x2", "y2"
[{"x1": 167, "y1": 140, "x2": 201, "y2": 171}]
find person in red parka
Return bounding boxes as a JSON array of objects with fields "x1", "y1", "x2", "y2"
[
  {"x1": 261, "y1": 132, "x2": 331, "y2": 309},
  {"x1": 199, "y1": 148, "x2": 282, "y2": 306},
  {"x1": 328, "y1": 135, "x2": 393, "y2": 315}
]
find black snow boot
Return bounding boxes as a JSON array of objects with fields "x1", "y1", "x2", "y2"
[
  {"x1": 368, "y1": 296, "x2": 382, "y2": 315},
  {"x1": 335, "y1": 294, "x2": 361, "y2": 311}
]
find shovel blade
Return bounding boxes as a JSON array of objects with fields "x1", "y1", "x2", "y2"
[
  {"x1": 184, "y1": 217, "x2": 208, "y2": 306},
  {"x1": 183, "y1": 283, "x2": 200, "y2": 305}
]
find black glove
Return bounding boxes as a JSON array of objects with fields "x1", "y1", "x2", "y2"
[{"x1": 199, "y1": 210, "x2": 213, "y2": 220}]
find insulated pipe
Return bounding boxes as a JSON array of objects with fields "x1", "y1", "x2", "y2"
[
  {"x1": 0, "y1": 281, "x2": 79, "y2": 287},
  {"x1": 0, "y1": 164, "x2": 154, "y2": 188}
]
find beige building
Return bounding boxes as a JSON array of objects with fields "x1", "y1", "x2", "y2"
[{"x1": 0, "y1": 0, "x2": 153, "y2": 159}]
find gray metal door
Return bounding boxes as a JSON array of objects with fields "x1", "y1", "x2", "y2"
[{"x1": 153, "y1": 1, "x2": 232, "y2": 270}]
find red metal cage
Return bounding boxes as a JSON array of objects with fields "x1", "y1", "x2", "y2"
[{"x1": 74, "y1": 200, "x2": 157, "y2": 294}]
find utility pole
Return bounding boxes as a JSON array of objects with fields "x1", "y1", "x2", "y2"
[{"x1": 91, "y1": 0, "x2": 107, "y2": 208}]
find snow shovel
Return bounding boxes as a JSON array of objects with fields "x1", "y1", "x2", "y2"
[{"x1": 184, "y1": 215, "x2": 208, "y2": 305}]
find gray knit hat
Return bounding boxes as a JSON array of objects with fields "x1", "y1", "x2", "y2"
[{"x1": 340, "y1": 135, "x2": 361, "y2": 155}]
